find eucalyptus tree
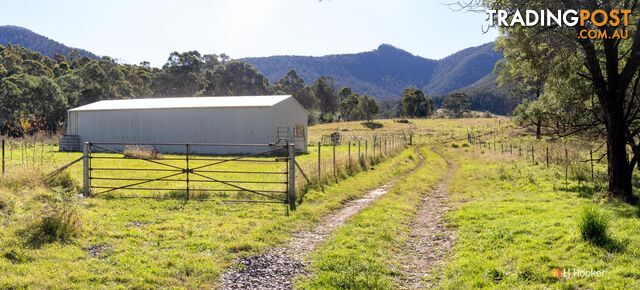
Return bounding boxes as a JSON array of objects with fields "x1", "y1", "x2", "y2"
[{"x1": 452, "y1": 0, "x2": 640, "y2": 201}]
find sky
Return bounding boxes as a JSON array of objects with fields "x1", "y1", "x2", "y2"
[{"x1": 1, "y1": 0, "x2": 498, "y2": 67}]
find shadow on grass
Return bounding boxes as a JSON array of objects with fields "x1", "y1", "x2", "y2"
[
  {"x1": 361, "y1": 122, "x2": 383, "y2": 129},
  {"x1": 587, "y1": 235, "x2": 627, "y2": 253}
]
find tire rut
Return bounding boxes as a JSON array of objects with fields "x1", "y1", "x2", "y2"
[
  {"x1": 395, "y1": 150, "x2": 456, "y2": 289},
  {"x1": 220, "y1": 148, "x2": 426, "y2": 290}
]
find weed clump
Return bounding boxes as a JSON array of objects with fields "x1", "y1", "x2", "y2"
[
  {"x1": 24, "y1": 200, "x2": 83, "y2": 247},
  {"x1": 0, "y1": 166, "x2": 46, "y2": 190},
  {"x1": 578, "y1": 205, "x2": 610, "y2": 246},
  {"x1": 45, "y1": 171, "x2": 80, "y2": 193},
  {"x1": 0, "y1": 192, "x2": 16, "y2": 217}
]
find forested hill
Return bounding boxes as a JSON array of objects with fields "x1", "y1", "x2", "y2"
[
  {"x1": 243, "y1": 42, "x2": 501, "y2": 99},
  {"x1": 0, "y1": 25, "x2": 98, "y2": 59}
]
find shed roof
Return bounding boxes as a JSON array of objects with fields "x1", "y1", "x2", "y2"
[{"x1": 69, "y1": 95, "x2": 292, "y2": 112}]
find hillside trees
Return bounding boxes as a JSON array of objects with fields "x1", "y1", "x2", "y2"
[
  {"x1": 443, "y1": 92, "x2": 471, "y2": 118},
  {"x1": 458, "y1": 0, "x2": 640, "y2": 201},
  {"x1": 272, "y1": 69, "x2": 305, "y2": 94},
  {"x1": 0, "y1": 44, "x2": 379, "y2": 135}
]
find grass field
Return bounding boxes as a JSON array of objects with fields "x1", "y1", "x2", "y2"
[
  {"x1": 2, "y1": 117, "x2": 640, "y2": 288},
  {"x1": 0, "y1": 135, "x2": 414, "y2": 288},
  {"x1": 432, "y1": 144, "x2": 640, "y2": 289}
]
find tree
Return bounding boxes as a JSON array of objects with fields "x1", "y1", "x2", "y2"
[
  {"x1": 205, "y1": 61, "x2": 270, "y2": 96},
  {"x1": 455, "y1": 0, "x2": 640, "y2": 201},
  {"x1": 0, "y1": 45, "x2": 298, "y2": 135},
  {"x1": 338, "y1": 87, "x2": 353, "y2": 102},
  {"x1": 359, "y1": 95, "x2": 379, "y2": 122},
  {"x1": 313, "y1": 76, "x2": 338, "y2": 117},
  {"x1": 443, "y1": 92, "x2": 471, "y2": 118},
  {"x1": 272, "y1": 69, "x2": 305, "y2": 94},
  {"x1": 157, "y1": 51, "x2": 206, "y2": 96},
  {"x1": 293, "y1": 85, "x2": 318, "y2": 109},
  {"x1": 339, "y1": 92, "x2": 360, "y2": 121},
  {"x1": 401, "y1": 88, "x2": 435, "y2": 118}
]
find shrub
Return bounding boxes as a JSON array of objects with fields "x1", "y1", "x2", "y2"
[
  {"x1": 451, "y1": 144, "x2": 460, "y2": 148},
  {"x1": 25, "y1": 201, "x2": 82, "y2": 246},
  {"x1": 45, "y1": 171, "x2": 80, "y2": 193},
  {"x1": 578, "y1": 205, "x2": 610, "y2": 246}
]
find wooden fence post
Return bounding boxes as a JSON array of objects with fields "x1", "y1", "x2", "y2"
[
  {"x1": 565, "y1": 147, "x2": 569, "y2": 191},
  {"x1": 531, "y1": 146, "x2": 535, "y2": 165},
  {"x1": 348, "y1": 141, "x2": 351, "y2": 168},
  {"x1": 373, "y1": 137, "x2": 376, "y2": 159},
  {"x1": 384, "y1": 139, "x2": 387, "y2": 155},
  {"x1": 546, "y1": 146, "x2": 549, "y2": 168},
  {"x1": 365, "y1": 140, "x2": 368, "y2": 159},
  {"x1": 332, "y1": 142, "x2": 337, "y2": 182},
  {"x1": 317, "y1": 142, "x2": 321, "y2": 181},
  {"x1": 358, "y1": 140, "x2": 361, "y2": 162}
]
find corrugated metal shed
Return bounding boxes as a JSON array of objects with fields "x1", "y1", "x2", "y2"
[{"x1": 64, "y1": 95, "x2": 308, "y2": 154}]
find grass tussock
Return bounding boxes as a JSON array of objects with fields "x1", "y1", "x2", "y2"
[
  {"x1": 578, "y1": 205, "x2": 610, "y2": 246},
  {"x1": 45, "y1": 171, "x2": 81, "y2": 193},
  {"x1": 23, "y1": 200, "x2": 83, "y2": 247}
]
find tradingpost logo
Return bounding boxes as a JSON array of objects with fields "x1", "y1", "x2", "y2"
[{"x1": 486, "y1": 9, "x2": 631, "y2": 39}]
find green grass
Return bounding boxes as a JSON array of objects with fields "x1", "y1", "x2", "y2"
[
  {"x1": 0, "y1": 146, "x2": 418, "y2": 288},
  {"x1": 434, "y1": 145, "x2": 640, "y2": 289},
  {"x1": 4, "y1": 118, "x2": 640, "y2": 288},
  {"x1": 296, "y1": 147, "x2": 447, "y2": 289}
]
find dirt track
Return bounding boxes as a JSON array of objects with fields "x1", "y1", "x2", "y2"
[
  {"x1": 396, "y1": 154, "x2": 456, "y2": 288},
  {"x1": 220, "y1": 149, "x2": 426, "y2": 290}
]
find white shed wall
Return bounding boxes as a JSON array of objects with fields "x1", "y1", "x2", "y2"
[
  {"x1": 271, "y1": 98, "x2": 308, "y2": 152},
  {"x1": 68, "y1": 107, "x2": 275, "y2": 154}
]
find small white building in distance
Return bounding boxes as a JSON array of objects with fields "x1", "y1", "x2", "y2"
[{"x1": 60, "y1": 95, "x2": 308, "y2": 154}]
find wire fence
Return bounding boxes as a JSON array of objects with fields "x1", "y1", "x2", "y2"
[
  {"x1": 1, "y1": 134, "x2": 411, "y2": 211},
  {"x1": 467, "y1": 132, "x2": 610, "y2": 191}
]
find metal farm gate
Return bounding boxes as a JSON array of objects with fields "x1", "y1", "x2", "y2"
[{"x1": 81, "y1": 140, "x2": 297, "y2": 210}]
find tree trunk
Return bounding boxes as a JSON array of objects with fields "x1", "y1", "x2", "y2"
[
  {"x1": 605, "y1": 102, "x2": 633, "y2": 201},
  {"x1": 535, "y1": 119, "x2": 542, "y2": 140}
]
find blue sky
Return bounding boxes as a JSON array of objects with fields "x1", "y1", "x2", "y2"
[{"x1": 1, "y1": 0, "x2": 498, "y2": 67}]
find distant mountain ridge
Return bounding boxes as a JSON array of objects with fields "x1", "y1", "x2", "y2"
[
  {"x1": 0, "y1": 25, "x2": 510, "y2": 112},
  {"x1": 243, "y1": 42, "x2": 501, "y2": 99},
  {"x1": 0, "y1": 25, "x2": 98, "y2": 59}
]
